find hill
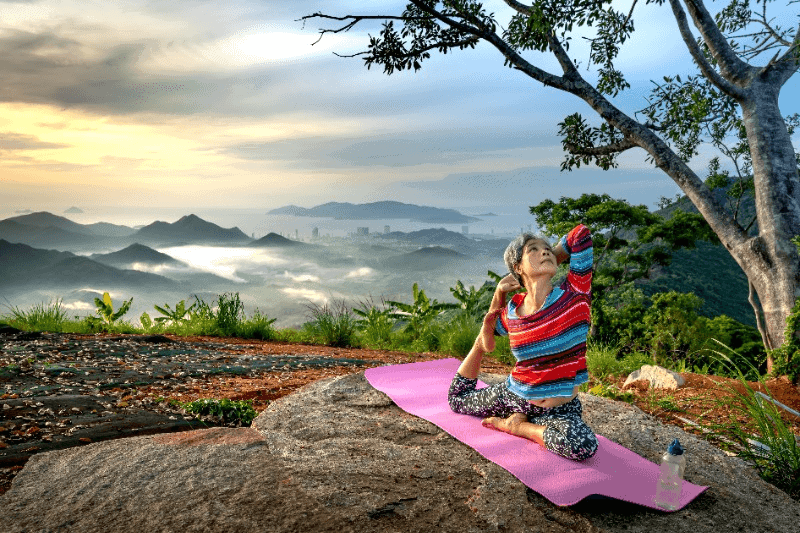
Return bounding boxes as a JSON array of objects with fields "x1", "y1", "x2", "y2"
[
  {"x1": 268, "y1": 201, "x2": 480, "y2": 224},
  {"x1": 90, "y1": 243, "x2": 184, "y2": 268},
  {"x1": 6, "y1": 211, "x2": 135, "y2": 237},
  {"x1": 0, "y1": 219, "x2": 99, "y2": 249},
  {"x1": 0, "y1": 241, "x2": 177, "y2": 290},
  {"x1": 134, "y1": 214, "x2": 251, "y2": 245},
  {"x1": 384, "y1": 245, "x2": 468, "y2": 271},
  {"x1": 623, "y1": 189, "x2": 758, "y2": 326},
  {"x1": 249, "y1": 233, "x2": 306, "y2": 247}
]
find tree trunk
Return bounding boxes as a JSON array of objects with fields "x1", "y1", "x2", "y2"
[{"x1": 733, "y1": 78, "x2": 800, "y2": 372}]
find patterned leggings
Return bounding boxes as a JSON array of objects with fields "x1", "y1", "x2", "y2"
[{"x1": 448, "y1": 373, "x2": 598, "y2": 461}]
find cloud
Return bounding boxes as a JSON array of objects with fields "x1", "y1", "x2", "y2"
[
  {"x1": 345, "y1": 267, "x2": 374, "y2": 279},
  {"x1": 283, "y1": 271, "x2": 320, "y2": 283},
  {"x1": 0, "y1": 132, "x2": 70, "y2": 151},
  {"x1": 279, "y1": 287, "x2": 328, "y2": 305}
]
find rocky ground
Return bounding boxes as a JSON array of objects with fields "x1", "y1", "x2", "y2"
[{"x1": 1, "y1": 326, "x2": 799, "y2": 500}]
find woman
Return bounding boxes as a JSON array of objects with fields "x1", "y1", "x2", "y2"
[{"x1": 448, "y1": 224, "x2": 598, "y2": 461}]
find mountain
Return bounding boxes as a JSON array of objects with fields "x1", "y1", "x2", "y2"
[
  {"x1": 0, "y1": 240, "x2": 177, "y2": 290},
  {"x1": 90, "y1": 243, "x2": 184, "y2": 268},
  {"x1": 0, "y1": 218, "x2": 99, "y2": 249},
  {"x1": 134, "y1": 214, "x2": 251, "y2": 245},
  {"x1": 620, "y1": 190, "x2": 758, "y2": 327},
  {"x1": 384, "y1": 245, "x2": 469, "y2": 271},
  {"x1": 378, "y1": 227, "x2": 508, "y2": 257},
  {"x1": 250, "y1": 232, "x2": 307, "y2": 247},
  {"x1": 268, "y1": 201, "x2": 481, "y2": 224},
  {"x1": 5, "y1": 211, "x2": 135, "y2": 237},
  {"x1": 64, "y1": 206, "x2": 83, "y2": 214}
]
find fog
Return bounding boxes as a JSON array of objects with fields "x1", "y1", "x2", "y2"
[{"x1": 3, "y1": 239, "x2": 508, "y2": 329}]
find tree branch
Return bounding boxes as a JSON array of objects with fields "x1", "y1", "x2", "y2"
[
  {"x1": 771, "y1": 23, "x2": 800, "y2": 87},
  {"x1": 299, "y1": 12, "x2": 418, "y2": 45},
  {"x1": 680, "y1": 0, "x2": 753, "y2": 86},
  {"x1": 668, "y1": 0, "x2": 746, "y2": 98},
  {"x1": 564, "y1": 138, "x2": 638, "y2": 156},
  {"x1": 336, "y1": 37, "x2": 481, "y2": 59}
]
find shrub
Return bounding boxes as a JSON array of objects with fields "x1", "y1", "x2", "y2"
[
  {"x1": 181, "y1": 398, "x2": 258, "y2": 426},
  {"x1": 304, "y1": 299, "x2": 359, "y2": 348},
  {"x1": 353, "y1": 296, "x2": 395, "y2": 349},
  {"x1": 440, "y1": 312, "x2": 481, "y2": 357},
  {"x1": 216, "y1": 292, "x2": 245, "y2": 336},
  {"x1": 237, "y1": 308, "x2": 278, "y2": 340}
]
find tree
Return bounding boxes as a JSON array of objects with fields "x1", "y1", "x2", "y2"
[
  {"x1": 303, "y1": 1, "x2": 800, "y2": 372},
  {"x1": 530, "y1": 192, "x2": 718, "y2": 337}
]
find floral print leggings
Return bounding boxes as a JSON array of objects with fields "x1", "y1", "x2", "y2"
[{"x1": 448, "y1": 373, "x2": 598, "y2": 461}]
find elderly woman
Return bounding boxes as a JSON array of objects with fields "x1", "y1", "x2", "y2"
[{"x1": 448, "y1": 224, "x2": 598, "y2": 461}]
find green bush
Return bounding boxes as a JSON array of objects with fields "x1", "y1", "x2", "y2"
[
  {"x1": 304, "y1": 299, "x2": 359, "y2": 348},
  {"x1": 181, "y1": 398, "x2": 258, "y2": 426},
  {"x1": 353, "y1": 297, "x2": 395, "y2": 349},
  {"x1": 439, "y1": 312, "x2": 481, "y2": 357},
  {"x1": 216, "y1": 292, "x2": 245, "y2": 336}
]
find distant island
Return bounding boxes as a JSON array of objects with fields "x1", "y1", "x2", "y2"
[
  {"x1": 474, "y1": 212, "x2": 497, "y2": 217},
  {"x1": 64, "y1": 206, "x2": 84, "y2": 214},
  {"x1": 267, "y1": 201, "x2": 480, "y2": 224}
]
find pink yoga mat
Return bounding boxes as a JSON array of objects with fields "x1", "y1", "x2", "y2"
[{"x1": 364, "y1": 358, "x2": 708, "y2": 510}]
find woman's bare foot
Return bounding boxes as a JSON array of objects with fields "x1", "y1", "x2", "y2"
[
  {"x1": 481, "y1": 412, "x2": 527, "y2": 436},
  {"x1": 482, "y1": 413, "x2": 546, "y2": 446}
]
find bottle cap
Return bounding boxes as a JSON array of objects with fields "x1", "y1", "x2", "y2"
[{"x1": 668, "y1": 438, "x2": 685, "y2": 455}]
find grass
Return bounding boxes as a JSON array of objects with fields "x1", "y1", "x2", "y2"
[{"x1": 699, "y1": 344, "x2": 800, "y2": 500}]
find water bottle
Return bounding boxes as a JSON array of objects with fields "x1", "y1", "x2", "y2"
[{"x1": 654, "y1": 438, "x2": 686, "y2": 510}]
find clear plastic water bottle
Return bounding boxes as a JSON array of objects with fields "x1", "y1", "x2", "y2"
[{"x1": 654, "y1": 438, "x2": 686, "y2": 510}]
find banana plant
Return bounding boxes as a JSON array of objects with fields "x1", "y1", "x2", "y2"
[
  {"x1": 386, "y1": 283, "x2": 458, "y2": 337},
  {"x1": 153, "y1": 299, "x2": 196, "y2": 324},
  {"x1": 86, "y1": 292, "x2": 132, "y2": 328}
]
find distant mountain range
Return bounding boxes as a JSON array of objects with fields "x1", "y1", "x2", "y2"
[
  {"x1": 0, "y1": 240, "x2": 177, "y2": 291},
  {"x1": 0, "y1": 212, "x2": 252, "y2": 250},
  {"x1": 268, "y1": 201, "x2": 481, "y2": 224}
]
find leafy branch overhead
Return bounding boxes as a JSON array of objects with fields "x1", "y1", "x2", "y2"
[{"x1": 303, "y1": 0, "x2": 800, "y2": 372}]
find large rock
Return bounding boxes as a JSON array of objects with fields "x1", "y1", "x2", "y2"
[
  {"x1": 1, "y1": 371, "x2": 798, "y2": 533},
  {"x1": 623, "y1": 365, "x2": 686, "y2": 390}
]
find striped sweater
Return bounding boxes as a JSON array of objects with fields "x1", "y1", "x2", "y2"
[{"x1": 495, "y1": 224, "x2": 593, "y2": 400}]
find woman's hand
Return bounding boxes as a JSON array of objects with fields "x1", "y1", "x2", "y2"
[{"x1": 496, "y1": 273, "x2": 521, "y2": 294}]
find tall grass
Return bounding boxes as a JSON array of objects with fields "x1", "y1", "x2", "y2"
[
  {"x1": 702, "y1": 342, "x2": 800, "y2": 500},
  {"x1": 303, "y1": 299, "x2": 359, "y2": 348},
  {"x1": 5, "y1": 299, "x2": 70, "y2": 332}
]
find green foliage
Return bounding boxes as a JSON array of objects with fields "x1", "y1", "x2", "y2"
[
  {"x1": 771, "y1": 296, "x2": 800, "y2": 383},
  {"x1": 5, "y1": 299, "x2": 69, "y2": 332},
  {"x1": 215, "y1": 292, "x2": 245, "y2": 337},
  {"x1": 386, "y1": 282, "x2": 459, "y2": 340},
  {"x1": 702, "y1": 346, "x2": 800, "y2": 500},
  {"x1": 353, "y1": 296, "x2": 394, "y2": 349},
  {"x1": 181, "y1": 398, "x2": 258, "y2": 427},
  {"x1": 153, "y1": 299, "x2": 196, "y2": 325},
  {"x1": 236, "y1": 308, "x2": 278, "y2": 341},
  {"x1": 84, "y1": 292, "x2": 132, "y2": 330},
  {"x1": 450, "y1": 279, "x2": 495, "y2": 318},
  {"x1": 139, "y1": 312, "x2": 153, "y2": 331},
  {"x1": 438, "y1": 312, "x2": 481, "y2": 357},
  {"x1": 304, "y1": 299, "x2": 359, "y2": 348},
  {"x1": 588, "y1": 383, "x2": 634, "y2": 403}
]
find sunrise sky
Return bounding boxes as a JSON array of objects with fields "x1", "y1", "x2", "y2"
[{"x1": 1, "y1": 0, "x2": 798, "y2": 214}]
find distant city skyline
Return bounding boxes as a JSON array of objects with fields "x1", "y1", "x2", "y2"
[{"x1": 1, "y1": 1, "x2": 798, "y2": 214}]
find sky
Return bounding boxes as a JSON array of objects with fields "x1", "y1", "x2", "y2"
[{"x1": 0, "y1": 0, "x2": 798, "y2": 216}]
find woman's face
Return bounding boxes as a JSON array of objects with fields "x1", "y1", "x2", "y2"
[{"x1": 515, "y1": 238, "x2": 557, "y2": 285}]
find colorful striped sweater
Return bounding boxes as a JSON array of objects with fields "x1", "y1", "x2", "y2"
[{"x1": 495, "y1": 224, "x2": 593, "y2": 400}]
